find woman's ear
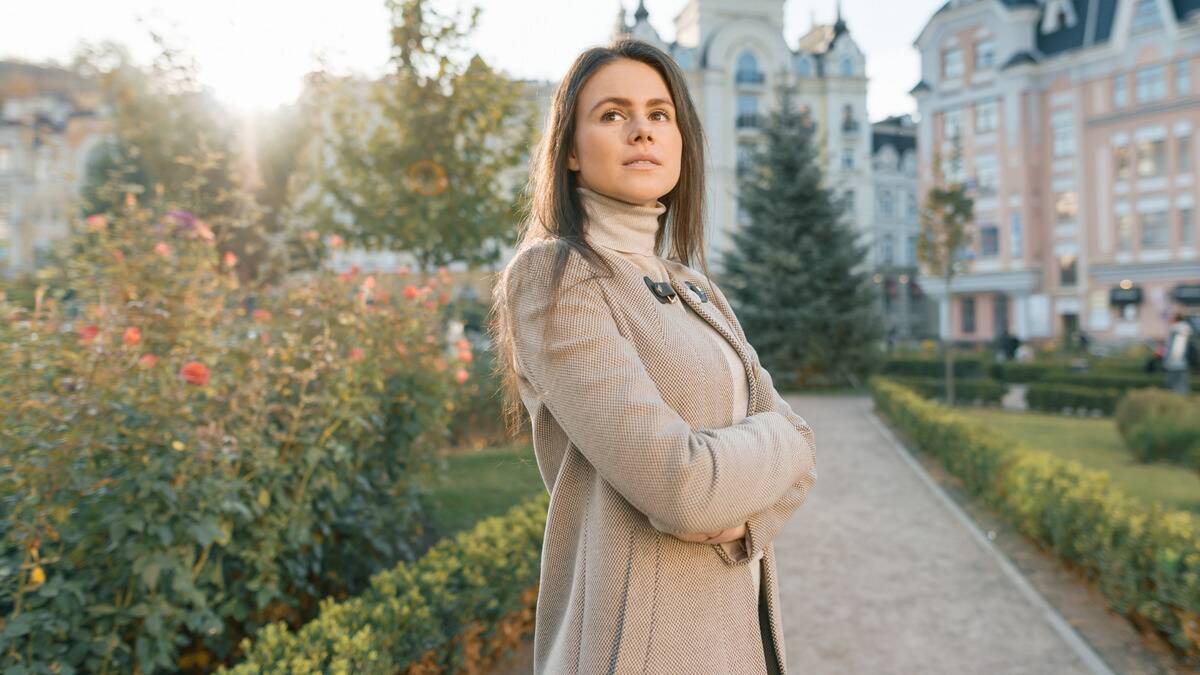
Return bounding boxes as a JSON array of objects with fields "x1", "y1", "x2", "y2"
[{"x1": 567, "y1": 147, "x2": 579, "y2": 172}]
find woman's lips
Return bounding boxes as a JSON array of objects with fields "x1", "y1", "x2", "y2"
[{"x1": 624, "y1": 160, "x2": 660, "y2": 169}]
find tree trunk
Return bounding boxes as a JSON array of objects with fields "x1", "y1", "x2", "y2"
[{"x1": 944, "y1": 275, "x2": 955, "y2": 406}]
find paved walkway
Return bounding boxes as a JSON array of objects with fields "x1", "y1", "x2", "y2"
[{"x1": 490, "y1": 394, "x2": 1169, "y2": 674}]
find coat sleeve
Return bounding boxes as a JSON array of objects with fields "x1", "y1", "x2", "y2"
[
  {"x1": 504, "y1": 246, "x2": 814, "y2": 536},
  {"x1": 705, "y1": 279, "x2": 819, "y2": 567}
]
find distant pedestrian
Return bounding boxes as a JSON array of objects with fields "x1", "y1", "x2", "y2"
[{"x1": 1164, "y1": 312, "x2": 1195, "y2": 394}]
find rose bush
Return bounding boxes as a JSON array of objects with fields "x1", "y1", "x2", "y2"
[{"x1": 0, "y1": 198, "x2": 467, "y2": 672}]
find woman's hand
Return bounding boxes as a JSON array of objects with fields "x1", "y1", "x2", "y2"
[{"x1": 668, "y1": 523, "x2": 747, "y2": 545}]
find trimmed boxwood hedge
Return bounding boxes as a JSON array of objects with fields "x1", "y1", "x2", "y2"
[
  {"x1": 870, "y1": 376, "x2": 1200, "y2": 667},
  {"x1": 1025, "y1": 382, "x2": 1122, "y2": 416},
  {"x1": 221, "y1": 492, "x2": 549, "y2": 674}
]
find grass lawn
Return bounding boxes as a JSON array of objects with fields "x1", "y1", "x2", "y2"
[
  {"x1": 962, "y1": 408, "x2": 1200, "y2": 516},
  {"x1": 425, "y1": 440, "x2": 545, "y2": 538}
]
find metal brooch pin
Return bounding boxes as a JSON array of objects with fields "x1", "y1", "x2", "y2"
[{"x1": 644, "y1": 275, "x2": 678, "y2": 304}]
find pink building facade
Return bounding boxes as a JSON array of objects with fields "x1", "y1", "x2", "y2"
[{"x1": 912, "y1": 0, "x2": 1200, "y2": 347}]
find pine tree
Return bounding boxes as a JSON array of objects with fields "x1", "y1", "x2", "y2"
[{"x1": 718, "y1": 83, "x2": 883, "y2": 389}]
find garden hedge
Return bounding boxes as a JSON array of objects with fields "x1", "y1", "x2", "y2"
[
  {"x1": 222, "y1": 492, "x2": 549, "y2": 674},
  {"x1": 870, "y1": 376, "x2": 1200, "y2": 666}
]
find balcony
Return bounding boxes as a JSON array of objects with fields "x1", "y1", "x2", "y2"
[
  {"x1": 735, "y1": 70, "x2": 765, "y2": 86},
  {"x1": 736, "y1": 113, "x2": 761, "y2": 129}
]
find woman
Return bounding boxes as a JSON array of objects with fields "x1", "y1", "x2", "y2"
[{"x1": 488, "y1": 39, "x2": 818, "y2": 674}]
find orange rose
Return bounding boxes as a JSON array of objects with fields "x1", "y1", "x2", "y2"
[
  {"x1": 403, "y1": 285, "x2": 419, "y2": 299},
  {"x1": 222, "y1": 251, "x2": 238, "y2": 267},
  {"x1": 252, "y1": 309, "x2": 272, "y2": 322},
  {"x1": 348, "y1": 347, "x2": 364, "y2": 362},
  {"x1": 180, "y1": 361, "x2": 210, "y2": 386},
  {"x1": 458, "y1": 350, "x2": 472, "y2": 363},
  {"x1": 139, "y1": 354, "x2": 159, "y2": 368},
  {"x1": 454, "y1": 368, "x2": 469, "y2": 384},
  {"x1": 455, "y1": 338, "x2": 471, "y2": 351},
  {"x1": 154, "y1": 242, "x2": 171, "y2": 257},
  {"x1": 122, "y1": 327, "x2": 141, "y2": 346}
]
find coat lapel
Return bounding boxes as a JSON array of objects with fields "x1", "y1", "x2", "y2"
[{"x1": 665, "y1": 270, "x2": 760, "y2": 415}]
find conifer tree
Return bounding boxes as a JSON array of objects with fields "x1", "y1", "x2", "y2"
[{"x1": 718, "y1": 83, "x2": 883, "y2": 388}]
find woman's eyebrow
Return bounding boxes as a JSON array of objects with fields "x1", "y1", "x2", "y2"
[{"x1": 588, "y1": 96, "x2": 675, "y2": 114}]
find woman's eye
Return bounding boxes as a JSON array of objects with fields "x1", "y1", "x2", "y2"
[{"x1": 601, "y1": 110, "x2": 671, "y2": 121}]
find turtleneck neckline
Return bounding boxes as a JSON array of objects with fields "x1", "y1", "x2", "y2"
[{"x1": 577, "y1": 185, "x2": 666, "y2": 257}]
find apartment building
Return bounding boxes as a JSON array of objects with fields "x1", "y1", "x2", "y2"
[{"x1": 912, "y1": 0, "x2": 1200, "y2": 346}]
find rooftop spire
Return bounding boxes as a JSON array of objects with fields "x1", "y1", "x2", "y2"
[{"x1": 634, "y1": 0, "x2": 649, "y2": 21}]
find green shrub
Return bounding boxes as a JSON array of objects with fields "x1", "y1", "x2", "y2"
[
  {"x1": 1026, "y1": 383, "x2": 1122, "y2": 416},
  {"x1": 886, "y1": 376, "x2": 1006, "y2": 406},
  {"x1": 223, "y1": 492, "x2": 549, "y2": 674},
  {"x1": 869, "y1": 376, "x2": 1200, "y2": 666},
  {"x1": 0, "y1": 203, "x2": 463, "y2": 672},
  {"x1": 882, "y1": 357, "x2": 984, "y2": 379},
  {"x1": 1116, "y1": 390, "x2": 1200, "y2": 466}
]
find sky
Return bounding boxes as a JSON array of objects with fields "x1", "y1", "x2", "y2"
[{"x1": 2, "y1": 0, "x2": 945, "y2": 122}]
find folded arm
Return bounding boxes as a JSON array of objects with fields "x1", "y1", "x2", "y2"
[{"x1": 504, "y1": 247, "x2": 813, "y2": 536}]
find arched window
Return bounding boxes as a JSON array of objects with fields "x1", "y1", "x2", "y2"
[
  {"x1": 797, "y1": 57, "x2": 812, "y2": 78},
  {"x1": 735, "y1": 51, "x2": 764, "y2": 85},
  {"x1": 840, "y1": 56, "x2": 854, "y2": 77}
]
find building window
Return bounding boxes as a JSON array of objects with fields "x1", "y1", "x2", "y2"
[
  {"x1": 1178, "y1": 134, "x2": 1192, "y2": 172},
  {"x1": 797, "y1": 58, "x2": 813, "y2": 78},
  {"x1": 1113, "y1": 73, "x2": 1128, "y2": 108},
  {"x1": 1054, "y1": 191, "x2": 1078, "y2": 222},
  {"x1": 961, "y1": 296, "x2": 976, "y2": 334},
  {"x1": 878, "y1": 189, "x2": 894, "y2": 218},
  {"x1": 942, "y1": 107, "x2": 964, "y2": 141},
  {"x1": 1116, "y1": 214, "x2": 1135, "y2": 251},
  {"x1": 1010, "y1": 213, "x2": 1022, "y2": 258},
  {"x1": 735, "y1": 51, "x2": 764, "y2": 85},
  {"x1": 942, "y1": 47, "x2": 964, "y2": 79},
  {"x1": 844, "y1": 189, "x2": 855, "y2": 214},
  {"x1": 1177, "y1": 59, "x2": 1192, "y2": 96},
  {"x1": 842, "y1": 147, "x2": 855, "y2": 169},
  {"x1": 881, "y1": 234, "x2": 894, "y2": 264},
  {"x1": 1114, "y1": 144, "x2": 1132, "y2": 179},
  {"x1": 974, "y1": 39, "x2": 995, "y2": 71},
  {"x1": 1058, "y1": 254, "x2": 1077, "y2": 286},
  {"x1": 907, "y1": 192, "x2": 918, "y2": 220},
  {"x1": 907, "y1": 234, "x2": 917, "y2": 264},
  {"x1": 1051, "y1": 110, "x2": 1075, "y2": 157},
  {"x1": 841, "y1": 104, "x2": 859, "y2": 133},
  {"x1": 974, "y1": 99, "x2": 998, "y2": 133},
  {"x1": 841, "y1": 57, "x2": 854, "y2": 77},
  {"x1": 736, "y1": 142, "x2": 753, "y2": 179},
  {"x1": 1137, "y1": 137, "x2": 1167, "y2": 176},
  {"x1": 736, "y1": 94, "x2": 759, "y2": 129},
  {"x1": 1140, "y1": 210, "x2": 1170, "y2": 248},
  {"x1": 1136, "y1": 64, "x2": 1167, "y2": 103},
  {"x1": 974, "y1": 154, "x2": 998, "y2": 195},
  {"x1": 1181, "y1": 207, "x2": 1195, "y2": 246},
  {"x1": 1132, "y1": 0, "x2": 1164, "y2": 34},
  {"x1": 980, "y1": 224, "x2": 999, "y2": 257}
]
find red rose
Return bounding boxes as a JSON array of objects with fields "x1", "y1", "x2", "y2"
[
  {"x1": 78, "y1": 324, "x2": 100, "y2": 343},
  {"x1": 348, "y1": 347, "x2": 364, "y2": 362},
  {"x1": 403, "y1": 285, "x2": 419, "y2": 299},
  {"x1": 180, "y1": 361, "x2": 210, "y2": 386},
  {"x1": 454, "y1": 368, "x2": 469, "y2": 384},
  {"x1": 139, "y1": 354, "x2": 158, "y2": 368}
]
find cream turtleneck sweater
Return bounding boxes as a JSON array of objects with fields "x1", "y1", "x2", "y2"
[{"x1": 576, "y1": 184, "x2": 765, "y2": 592}]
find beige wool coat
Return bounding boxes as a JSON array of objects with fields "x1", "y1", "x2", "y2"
[{"x1": 501, "y1": 222, "x2": 818, "y2": 674}]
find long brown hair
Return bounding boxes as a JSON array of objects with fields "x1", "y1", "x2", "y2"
[{"x1": 487, "y1": 38, "x2": 712, "y2": 440}]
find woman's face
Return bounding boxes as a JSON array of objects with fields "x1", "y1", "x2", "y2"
[{"x1": 568, "y1": 58, "x2": 683, "y2": 208}]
